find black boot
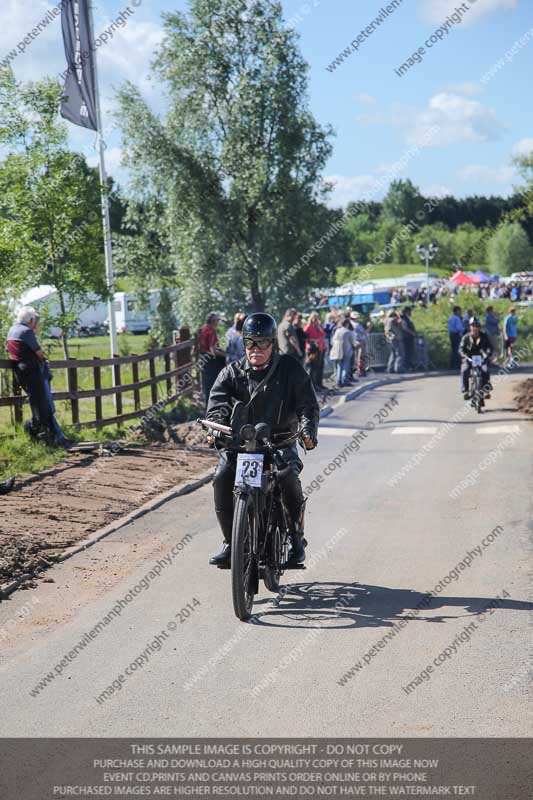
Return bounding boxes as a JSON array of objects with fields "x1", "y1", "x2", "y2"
[
  {"x1": 284, "y1": 492, "x2": 307, "y2": 565},
  {"x1": 210, "y1": 508, "x2": 233, "y2": 566},
  {"x1": 209, "y1": 541, "x2": 231, "y2": 567},
  {"x1": 287, "y1": 531, "x2": 306, "y2": 564}
]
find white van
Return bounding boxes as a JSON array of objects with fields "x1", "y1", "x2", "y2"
[{"x1": 112, "y1": 290, "x2": 178, "y2": 334}]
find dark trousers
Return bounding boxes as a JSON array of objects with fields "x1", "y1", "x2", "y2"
[
  {"x1": 14, "y1": 366, "x2": 54, "y2": 431},
  {"x1": 307, "y1": 351, "x2": 325, "y2": 388},
  {"x1": 449, "y1": 333, "x2": 461, "y2": 370},
  {"x1": 404, "y1": 341, "x2": 415, "y2": 370},
  {"x1": 201, "y1": 355, "x2": 225, "y2": 405},
  {"x1": 213, "y1": 446, "x2": 305, "y2": 542}
]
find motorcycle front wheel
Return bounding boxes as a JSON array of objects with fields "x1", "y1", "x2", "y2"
[{"x1": 231, "y1": 493, "x2": 258, "y2": 621}]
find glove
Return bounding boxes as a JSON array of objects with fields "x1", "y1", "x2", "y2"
[{"x1": 302, "y1": 430, "x2": 317, "y2": 450}]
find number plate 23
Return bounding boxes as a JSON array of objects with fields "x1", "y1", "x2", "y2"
[
  {"x1": 472, "y1": 355, "x2": 483, "y2": 367},
  {"x1": 235, "y1": 454, "x2": 264, "y2": 487}
]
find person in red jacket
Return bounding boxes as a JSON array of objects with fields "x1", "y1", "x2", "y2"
[
  {"x1": 198, "y1": 312, "x2": 226, "y2": 406},
  {"x1": 304, "y1": 312, "x2": 327, "y2": 390},
  {"x1": 6, "y1": 307, "x2": 54, "y2": 443}
]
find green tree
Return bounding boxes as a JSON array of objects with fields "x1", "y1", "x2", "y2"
[
  {"x1": 0, "y1": 70, "x2": 107, "y2": 358},
  {"x1": 344, "y1": 213, "x2": 376, "y2": 265},
  {"x1": 382, "y1": 179, "x2": 424, "y2": 225},
  {"x1": 150, "y1": 287, "x2": 177, "y2": 347},
  {"x1": 113, "y1": 197, "x2": 174, "y2": 291},
  {"x1": 510, "y1": 152, "x2": 533, "y2": 240},
  {"x1": 452, "y1": 223, "x2": 489, "y2": 267},
  {"x1": 409, "y1": 223, "x2": 465, "y2": 271},
  {"x1": 116, "y1": 0, "x2": 339, "y2": 324},
  {"x1": 487, "y1": 221, "x2": 533, "y2": 275},
  {"x1": 374, "y1": 218, "x2": 403, "y2": 264}
]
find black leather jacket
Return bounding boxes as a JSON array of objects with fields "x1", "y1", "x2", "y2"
[
  {"x1": 459, "y1": 332, "x2": 493, "y2": 361},
  {"x1": 206, "y1": 353, "x2": 319, "y2": 442}
]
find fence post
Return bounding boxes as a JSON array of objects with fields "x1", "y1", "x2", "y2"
[
  {"x1": 172, "y1": 339, "x2": 180, "y2": 393},
  {"x1": 164, "y1": 351, "x2": 172, "y2": 397},
  {"x1": 178, "y1": 325, "x2": 192, "y2": 394},
  {"x1": 113, "y1": 362, "x2": 123, "y2": 421},
  {"x1": 68, "y1": 363, "x2": 79, "y2": 425},
  {"x1": 93, "y1": 358, "x2": 102, "y2": 424},
  {"x1": 149, "y1": 357, "x2": 157, "y2": 406},
  {"x1": 132, "y1": 360, "x2": 141, "y2": 411}
]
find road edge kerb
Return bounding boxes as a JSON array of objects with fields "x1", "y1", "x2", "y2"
[
  {"x1": 0, "y1": 467, "x2": 215, "y2": 600},
  {"x1": 319, "y1": 370, "x2": 456, "y2": 414}
]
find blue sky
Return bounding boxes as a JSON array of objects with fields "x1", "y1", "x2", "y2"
[{"x1": 2, "y1": 0, "x2": 531, "y2": 208}]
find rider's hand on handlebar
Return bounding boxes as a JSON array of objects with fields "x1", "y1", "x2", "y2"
[
  {"x1": 303, "y1": 434, "x2": 316, "y2": 451},
  {"x1": 206, "y1": 434, "x2": 215, "y2": 447}
]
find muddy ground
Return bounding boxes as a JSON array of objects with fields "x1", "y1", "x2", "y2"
[
  {"x1": 0, "y1": 422, "x2": 215, "y2": 589},
  {"x1": 514, "y1": 378, "x2": 533, "y2": 415}
]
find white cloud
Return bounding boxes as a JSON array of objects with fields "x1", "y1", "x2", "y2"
[
  {"x1": 512, "y1": 138, "x2": 533, "y2": 157},
  {"x1": 443, "y1": 81, "x2": 481, "y2": 96},
  {"x1": 0, "y1": 0, "x2": 163, "y2": 184},
  {"x1": 457, "y1": 163, "x2": 516, "y2": 193},
  {"x1": 97, "y1": 19, "x2": 164, "y2": 105},
  {"x1": 86, "y1": 146, "x2": 127, "y2": 182},
  {"x1": 419, "y1": 0, "x2": 518, "y2": 26},
  {"x1": 407, "y1": 92, "x2": 503, "y2": 144},
  {"x1": 421, "y1": 184, "x2": 453, "y2": 197},
  {"x1": 325, "y1": 174, "x2": 383, "y2": 207},
  {"x1": 398, "y1": 92, "x2": 503, "y2": 146},
  {"x1": 0, "y1": 1, "x2": 64, "y2": 82},
  {"x1": 356, "y1": 84, "x2": 503, "y2": 147}
]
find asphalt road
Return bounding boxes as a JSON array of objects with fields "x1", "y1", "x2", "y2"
[{"x1": 1, "y1": 373, "x2": 532, "y2": 736}]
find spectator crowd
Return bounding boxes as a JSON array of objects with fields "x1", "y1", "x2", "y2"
[
  {"x1": 197, "y1": 305, "x2": 424, "y2": 403},
  {"x1": 3, "y1": 281, "x2": 529, "y2": 447}
]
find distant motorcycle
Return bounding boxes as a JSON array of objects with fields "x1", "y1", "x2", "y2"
[{"x1": 467, "y1": 353, "x2": 489, "y2": 414}]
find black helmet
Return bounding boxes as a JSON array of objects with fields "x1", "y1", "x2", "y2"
[
  {"x1": 242, "y1": 312, "x2": 277, "y2": 339},
  {"x1": 469, "y1": 316, "x2": 480, "y2": 326}
]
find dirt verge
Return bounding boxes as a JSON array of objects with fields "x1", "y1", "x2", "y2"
[
  {"x1": 514, "y1": 378, "x2": 533, "y2": 415},
  {"x1": 0, "y1": 422, "x2": 215, "y2": 589}
]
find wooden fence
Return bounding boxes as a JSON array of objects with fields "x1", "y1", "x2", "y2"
[{"x1": 0, "y1": 327, "x2": 195, "y2": 431}]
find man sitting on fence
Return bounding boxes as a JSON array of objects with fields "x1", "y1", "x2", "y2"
[{"x1": 5, "y1": 307, "x2": 66, "y2": 447}]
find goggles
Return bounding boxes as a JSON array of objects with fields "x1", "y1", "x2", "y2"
[{"x1": 243, "y1": 337, "x2": 273, "y2": 350}]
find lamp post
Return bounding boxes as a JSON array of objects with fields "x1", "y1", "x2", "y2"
[{"x1": 416, "y1": 242, "x2": 439, "y2": 306}]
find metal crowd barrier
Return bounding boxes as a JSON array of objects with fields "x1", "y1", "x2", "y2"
[{"x1": 366, "y1": 333, "x2": 429, "y2": 371}]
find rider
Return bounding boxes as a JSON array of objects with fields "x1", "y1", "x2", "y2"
[
  {"x1": 459, "y1": 317, "x2": 493, "y2": 401},
  {"x1": 206, "y1": 312, "x2": 319, "y2": 568}
]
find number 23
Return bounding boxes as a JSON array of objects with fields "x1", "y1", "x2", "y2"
[{"x1": 242, "y1": 460, "x2": 259, "y2": 478}]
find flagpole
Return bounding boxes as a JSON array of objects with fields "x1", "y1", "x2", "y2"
[{"x1": 87, "y1": 0, "x2": 119, "y2": 362}]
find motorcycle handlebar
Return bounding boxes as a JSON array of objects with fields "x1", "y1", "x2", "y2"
[
  {"x1": 197, "y1": 419, "x2": 303, "y2": 450},
  {"x1": 197, "y1": 418, "x2": 232, "y2": 435}
]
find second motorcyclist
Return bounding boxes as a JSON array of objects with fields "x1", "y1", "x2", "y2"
[{"x1": 459, "y1": 317, "x2": 493, "y2": 400}]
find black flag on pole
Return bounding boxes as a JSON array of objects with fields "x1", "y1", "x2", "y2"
[{"x1": 60, "y1": 0, "x2": 98, "y2": 131}]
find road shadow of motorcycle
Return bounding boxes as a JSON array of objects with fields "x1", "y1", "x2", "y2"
[{"x1": 249, "y1": 581, "x2": 533, "y2": 630}]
